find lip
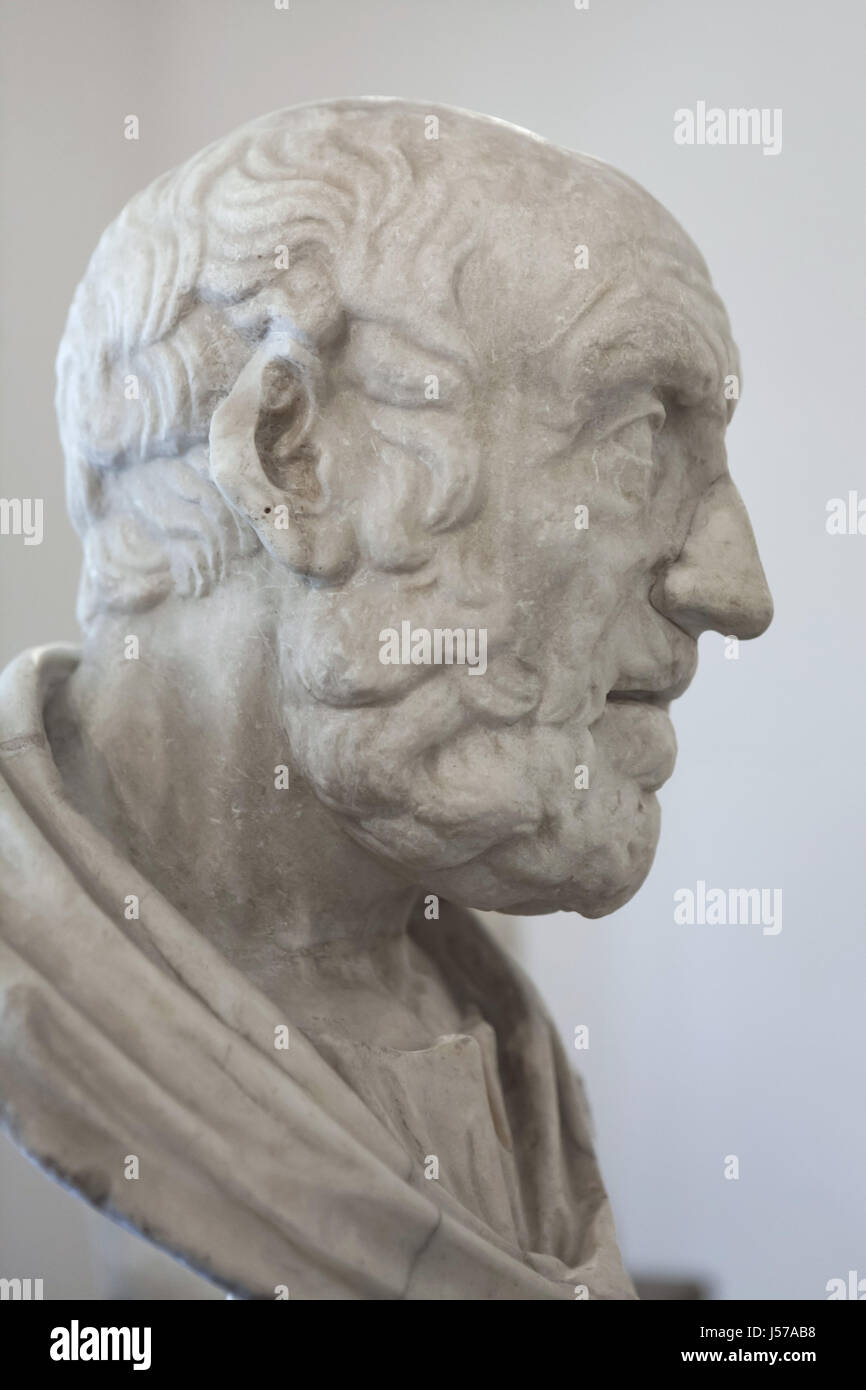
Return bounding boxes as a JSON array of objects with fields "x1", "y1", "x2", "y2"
[
  {"x1": 599, "y1": 686, "x2": 681, "y2": 791},
  {"x1": 606, "y1": 659, "x2": 697, "y2": 709},
  {"x1": 606, "y1": 688, "x2": 673, "y2": 711}
]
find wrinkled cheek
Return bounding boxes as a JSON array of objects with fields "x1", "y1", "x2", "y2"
[{"x1": 518, "y1": 556, "x2": 625, "y2": 682}]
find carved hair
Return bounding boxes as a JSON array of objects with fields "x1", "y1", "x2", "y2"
[
  {"x1": 56, "y1": 99, "x2": 732, "y2": 635},
  {"x1": 55, "y1": 101, "x2": 527, "y2": 622}
]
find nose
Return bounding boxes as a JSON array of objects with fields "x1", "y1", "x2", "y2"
[{"x1": 652, "y1": 475, "x2": 773, "y2": 639}]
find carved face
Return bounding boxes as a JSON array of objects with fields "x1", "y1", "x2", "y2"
[{"x1": 276, "y1": 219, "x2": 773, "y2": 918}]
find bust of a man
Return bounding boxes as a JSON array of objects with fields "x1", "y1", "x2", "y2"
[{"x1": 0, "y1": 99, "x2": 771, "y2": 1300}]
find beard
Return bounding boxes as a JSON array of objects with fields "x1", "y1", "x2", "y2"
[{"x1": 281, "y1": 634, "x2": 677, "y2": 918}]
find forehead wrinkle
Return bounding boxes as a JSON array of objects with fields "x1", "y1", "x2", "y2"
[
  {"x1": 531, "y1": 271, "x2": 737, "y2": 427},
  {"x1": 344, "y1": 248, "x2": 479, "y2": 375},
  {"x1": 519, "y1": 279, "x2": 619, "y2": 363}
]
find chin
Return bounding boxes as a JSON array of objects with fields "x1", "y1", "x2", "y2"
[
  {"x1": 507, "y1": 883, "x2": 647, "y2": 917},
  {"x1": 420, "y1": 789, "x2": 663, "y2": 920},
  {"x1": 477, "y1": 874, "x2": 653, "y2": 920}
]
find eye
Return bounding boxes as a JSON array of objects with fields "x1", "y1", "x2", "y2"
[
  {"x1": 605, "y1": 399, "x2": 667, "y2": 442},
  {"x1": 593, "y1": 402, "x2": 666, "y2": 504}
]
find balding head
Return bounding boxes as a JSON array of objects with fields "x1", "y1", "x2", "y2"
[{"x1": 56, "y1": 99, "x2": 734, "y2": 617}]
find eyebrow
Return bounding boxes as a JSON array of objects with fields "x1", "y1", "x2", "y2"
[{"x1": 539, "y1": 294, "x2": 736, "y2": 433}]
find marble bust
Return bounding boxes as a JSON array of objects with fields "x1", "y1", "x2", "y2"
[{"x1": 0, "y1": 99, "x2": 772, "y2": 1300}]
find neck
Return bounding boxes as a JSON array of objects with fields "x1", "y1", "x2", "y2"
[{"x1": 44, "y1": 578, "x2": 419, "y2": 986}]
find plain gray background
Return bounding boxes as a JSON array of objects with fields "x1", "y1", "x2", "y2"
[{"x1": 1, "y1": 0, "x2": 863, "y2": 1300}]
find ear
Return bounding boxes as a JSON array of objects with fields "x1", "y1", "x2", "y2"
[{"x1": 208, "y1": 331, "x2": 354, "y2": 579}]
